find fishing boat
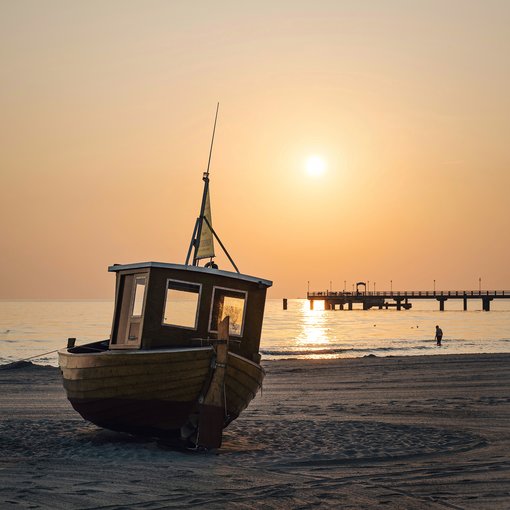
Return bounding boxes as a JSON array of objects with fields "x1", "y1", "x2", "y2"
[{"x1": 58, "y1": 105, "x2": 272, "y2": 448}]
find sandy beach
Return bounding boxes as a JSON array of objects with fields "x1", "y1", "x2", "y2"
[{"x1": 1, "y1": 353, "x2": 509, "y2": 509}]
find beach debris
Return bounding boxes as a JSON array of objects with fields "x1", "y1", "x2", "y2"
[{"x1": 0, "y1": 360, "x2": 34, "y2": 370}]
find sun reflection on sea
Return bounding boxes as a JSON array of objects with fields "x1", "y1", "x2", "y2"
[
  {"x1": 295, "y1": 300, "x2": 339, "y2": 359},
  {"x1": 298, "y1": 324, "x2": 326, "y2": 346}
]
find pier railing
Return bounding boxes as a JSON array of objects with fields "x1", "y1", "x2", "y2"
[{"x1": 308, "y1": 290, "x2": 508, "y2": 298}]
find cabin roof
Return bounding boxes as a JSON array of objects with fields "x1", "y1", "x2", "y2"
[{"x1": 108, "y1": 261, "x2": 272, "y2": 288}]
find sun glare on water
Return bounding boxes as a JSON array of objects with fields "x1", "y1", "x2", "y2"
[{"x1": 306, "y1": 156, "x2": 326, "y2": 177}]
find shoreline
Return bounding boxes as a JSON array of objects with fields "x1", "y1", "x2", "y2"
[
  {"x1": 4, "y1": 349, "x2": 510, "y2": 370},
  {"x1": 1, "y1": 353, "x2": 509, "y2": 508},
  {"x1": 261, "y1": 350, "x2": 510, "y2": 361}
]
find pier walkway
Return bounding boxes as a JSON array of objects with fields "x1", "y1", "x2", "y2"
[{"x1": 307, "y1": 289, "x2": 510, "y2": 311}]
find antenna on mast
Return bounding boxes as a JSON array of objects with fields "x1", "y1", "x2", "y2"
[{"x1": 205, "y1": 102, "x2": 220, "y2": 178}]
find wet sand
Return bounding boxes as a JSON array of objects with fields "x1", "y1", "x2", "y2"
[{"x1": 1, "y1": 353, "x2": 509, "y2": 509}]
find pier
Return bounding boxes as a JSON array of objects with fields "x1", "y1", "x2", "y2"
[{"x1": 307, "y1": 289, "x2": 510, "y2": 311}]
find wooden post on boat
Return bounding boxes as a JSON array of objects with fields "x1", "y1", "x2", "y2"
[{"x1": 198, "y1": 316, "x2": 229, "y2": 449}]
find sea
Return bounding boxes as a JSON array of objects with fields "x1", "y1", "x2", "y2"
[{"x1": 1, "y1": 299, "x2": 510, "y2": 367}]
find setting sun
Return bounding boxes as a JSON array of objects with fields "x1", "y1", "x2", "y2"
[{"x1": 306, "y1": 156, "x2": 326, "y2": 177}]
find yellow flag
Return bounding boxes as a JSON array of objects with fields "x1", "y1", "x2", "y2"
[{"x1": 196, "y1": 188, "x2": 215, "y2": 260}]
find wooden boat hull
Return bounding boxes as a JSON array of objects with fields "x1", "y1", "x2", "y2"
[{"x1": 58, "y1": 346, "x2": 265, "y2": 439}]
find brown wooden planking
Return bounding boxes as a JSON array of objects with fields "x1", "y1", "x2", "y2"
[
  {"x1": 225, "y1": 383, "x2": 258, "y2": 411},
  {"x1": 65, "y1": 378, "x2": 205, "y2": 401},
  {"x1": 59, "y1": 349, "x2": 212, "y2": 370},
  {"x1": 63, "y1": 371, "x2": 208, "y2": 394},
  {"x1": 67, "y1": 387, "x2": 203, "y2": 403},
  {"x1": 226, "y1": 358, "x2": 264, "y2": 392},
  {"x1": 61, "y1": 353, "x2": 262, "y2": 404},
  {"x1": 62, "y1": 366, "x2": 209, "y2": 390},
  {"x1": 228, "y1": 352, "x2": 265, "y2": 378},
  {"x1": 58, "y1": 347, "x2": 213, "y2": 369},
  {"x1": 225, "y1": 374, "x2": 261, "y2": 399},
  {"x1": 226, "y1": 363, "x2": 263, "y2": 392},
  {"x1": 224, "y1": 381, "x2": 261, "y2": 415},
  {"x1": 225, "y1": 384, "x2": 256, "y2": 414},
  {"x1": 225, "y1": 371, "x2": 263, "y2": 407},
  {"x1": 61, "y1": 358, "x2": 211, "y2": 381},
  {"x1": 59, "y1": 340, "x2": 265, "y2": 437}
]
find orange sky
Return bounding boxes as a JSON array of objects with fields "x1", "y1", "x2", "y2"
[{"x1": 1, "y1": 1, "x2": 510, "y2": 299}]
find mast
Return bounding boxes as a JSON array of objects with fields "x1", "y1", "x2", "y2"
[
  {"x1": 185, "y1": 104, "x2": 240, "y2": 273},
  {"x1": 193, "y1": 102, "x2": 218, "y2": 265}
]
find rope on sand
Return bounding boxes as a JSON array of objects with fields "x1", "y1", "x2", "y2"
[
  {"x1": 0, "y1": 343, "x2": 105, "y2": 370},
  {"x1": 0, "y1": 349, "x2": 61, "y2": 370}
]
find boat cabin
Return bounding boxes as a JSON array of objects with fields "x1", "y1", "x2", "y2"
[{"x1": 108, "y1": 262, "x2": 272, "y2": 362}]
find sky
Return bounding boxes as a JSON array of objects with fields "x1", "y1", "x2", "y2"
[{"x1": 1, "y1": 0, "x2": 510, "y2": 299}]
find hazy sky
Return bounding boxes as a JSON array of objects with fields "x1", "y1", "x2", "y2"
[{"x1": 1, "y1": 0, "x2": 509, "y2": 299}]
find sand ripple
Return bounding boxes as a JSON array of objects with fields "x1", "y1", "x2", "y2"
[
  {"x1": 0, "y1": 417, "x2": 483, "y2": 468},
  {"x1": 223, "y1": 419, "x2": 484, "y2": 467}
]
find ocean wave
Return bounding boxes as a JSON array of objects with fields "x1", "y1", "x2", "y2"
[{"x1": 260, "y1": 345, "x2": 432, "y2": 357}]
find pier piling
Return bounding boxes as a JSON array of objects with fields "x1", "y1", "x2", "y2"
[{"x1": 482, "y1": 298, "x2": 493, "y2": 311}]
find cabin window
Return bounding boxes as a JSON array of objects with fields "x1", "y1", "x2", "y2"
[
  {"x1": 163, "y1": 280, "x2": 201, "y2": 329},
  {"x1": 131, "y1": 277, "x2": 147, "y2": 317},
  {"x1": 209, "y1": 287, "x2": 247, "y2": 337}
]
